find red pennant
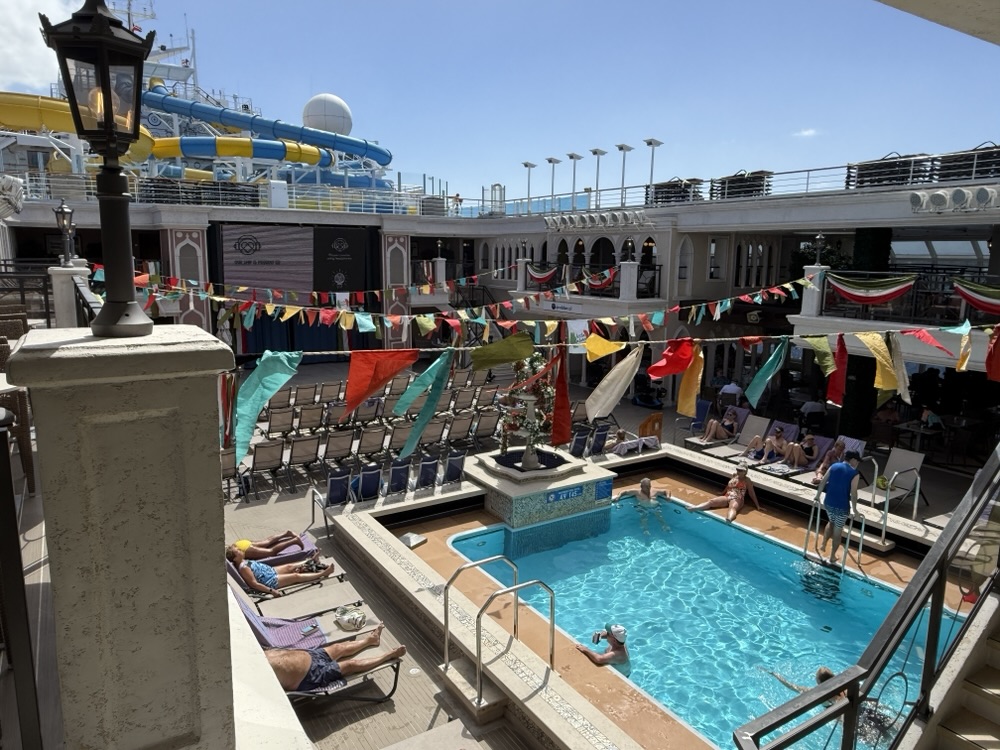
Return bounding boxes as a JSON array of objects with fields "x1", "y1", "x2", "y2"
[
  {"x1": 550, "y1": 347, "x2": 571, "y2": 447},
  {"x1": 387, "y1": 314, "x2": 401, "y2": 326},
  {"x1": 354, "y1": 291, "x2": 365, "y2": 304},
  {"x1": 272, "y1": 289, "x2": 283, "y2": 300},
  {"x1": 319, "y1": 308, "x2": 338, "y2": 326},
  {"x1": 668, "y1": 305, "x2": 680, "y2": 314},
  {"x1": 305, "y1": 309, "x2": 318, "y2": 326},
  {"x1": 497, "y1": 320, "x2": 518, "y2": 330},
  {"x1": 167, "y1": 276, "x2": 178, "y2": 288},
  {"x1": 470, "y1": 275, "x2": 479, "y2": 285},
  {"x1": 826, "y1": 334, "x2": 848, "y2": 406},
  {"x1": 340, "y1": 350, "x2": 419, "y2": 422},
  {"x1": 444, "y1": 318, "x2": 461, "y2": 331},
  {"x1": 738, "y1": 336, "x2": 762, "y2": 352},
  {"x1": 637, "y1": 313, "x2": 654, "y2": 332},
  {"x1": 238, "y1": 300, "x2": 253, "y2": 312},
  {"x1": 739, "y1": 295, "x2": 753, "y2": 303},
  {"x1": 987, "y1": 329, "x2": 1000, "y2": 383},
  {"x1": 647, "y1": 338, "x2": 694, "y2": 378},
  {"x1": 901, "y1": 328, "x2": 954, "y2": 357},
  {"x1": 707, "y1": 302, "x2": 717, "y2": 318},
  {"x1": 319, "y1": 292, "x2": 329, "y2": 304},
  {"x1": 771, "y1": 287, "x2": 787, "y2": 298},
  {"x1": 143, "y1": 292, "x2": 156, "y2": 311},
  {"x1": 502, "y1": 301, "x2": 513, "y2": 310}
]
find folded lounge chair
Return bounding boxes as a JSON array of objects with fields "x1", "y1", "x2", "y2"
[{"x1": 702, "y1": 414, "x2": 770, "y2": 460}]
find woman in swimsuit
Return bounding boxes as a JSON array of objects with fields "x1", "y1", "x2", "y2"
[
  {"x1": 700, "y1": 408, "x2": 740, "y2": 441},
  {"x1": 811, "y1": 440, "x2": 846, "y2": 484},
  {"x1": 230, "y1": 530, "x2": 305, "y2": 560},
  {"x1": 688, "y1": 463, "x2": 760, "y2": 522},
  {"x1": 784, "y1": 433, "x2": 818, "y2": 469}
]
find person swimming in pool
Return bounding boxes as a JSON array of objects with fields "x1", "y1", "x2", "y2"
[
  {"x1": 575, "y1": 622, "x2": 631, "y2": 677},
  {"x1": 612, "y1": 478, "x2": 670, "y2": 534}
]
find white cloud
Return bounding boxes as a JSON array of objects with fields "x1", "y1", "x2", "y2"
[
  {"x1": 0, "y1": 0, "x2": 78, "y2": 92},
  {"x1": 792, "y1": 128, "x2": 818, "y2": 138}
]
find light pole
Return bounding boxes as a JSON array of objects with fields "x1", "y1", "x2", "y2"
[
  {"x1": 567, "y1": 152, "x2": 583, "y2": 211},
  {"x1": 546, "y1": 157, "x2": 561, "y2": 213},
  {"x1": 436, "y1": 238, "x2": 443, "y2": 258},
  {"x1": 615, "y1": 144, "x2": 633, "y2": 207},
  {"x1": 643, "y1": 138, "x2": 663, "y2": 186},
  {"x1": 41, "y1": 0, "x2": 156, "y2": 337},
  {"x1": 522, "y1": 161, "x2": 536, "y2": 214},
  {"x1": 813, "y1": 232, "x2": 826, "y2": 265},
  {"x1": 520, "y1": 237, "x2": 527, "y2": 263},
  {"x1": 52, "y1": 198, "x2": 75, "y2": 267},
  {"x1": 590, "y1": 148, "x2": 606, "y2": 209},
  {"x1": 624, "y1": 236, "x2": 635, "y2": 262}
]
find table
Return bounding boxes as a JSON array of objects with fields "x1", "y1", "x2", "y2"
[{"x1": 894, "y1": 421, "x2": 941, "y2": 453}]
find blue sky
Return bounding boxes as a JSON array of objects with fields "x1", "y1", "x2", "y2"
[{"x1": 3, "y1": 0, "x2": 998, "y2": 198}]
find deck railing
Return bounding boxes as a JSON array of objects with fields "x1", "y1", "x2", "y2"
[
  {"x1": 734, "y1": 446, "x2": 1000, "y2": 750},
  {"x1": 0, "y1": 263, "x2": 53, "y2": 327},
  {"x1": 73, "y1": 275, "x2": 102, "y2": 327},
  {"x1": 524, "y1": 263, "x2": 661, "y2": 300}
]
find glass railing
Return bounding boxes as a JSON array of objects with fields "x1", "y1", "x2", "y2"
[{"x1": 734, "y1": 449, "x2": 1000, "y2": 750}]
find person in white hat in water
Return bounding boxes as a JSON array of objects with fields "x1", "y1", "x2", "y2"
[{"x1": 576, "y1": 622, "x2": 631, "y2": 676}]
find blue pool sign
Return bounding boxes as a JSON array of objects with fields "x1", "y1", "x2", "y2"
[
  {"x1": 546, "y1": 485, "x2": 584, "y2": 504},
  {"x1": 595, "y1": 478, "x2": 613, "y2": 500}
]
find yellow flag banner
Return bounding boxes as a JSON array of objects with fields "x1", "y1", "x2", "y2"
[
  {"x1": 280, "y1": 305, "x2": 301, "y2": 322},
  {"x1": 802, "y1": 335, "x2": 837, "y2": 376},
  {"x1": 957, "y1": 333, "x2": 971, "y2": 371},
  {"x1": 338, "y1": 312, "x2": 355, "y2": 330},
  {"x1": 414, "y1": 315, "x2": 436, "y2": 337},
  {"x1": 855, "y1": 331, "x2": 897, "y2": 391},
  {"x1": 677, "y1": 343, "x2": 704, "y2": 418},
  {"x1": 584, "y1": 334, "x2": 627, "y2": 363}
]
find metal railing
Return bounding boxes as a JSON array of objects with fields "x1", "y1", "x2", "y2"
[
  {"x1": 0, "y1": 266, "x2": 52, "y2": 327},
  {"x1": 820, "y1": 268, "x2": 992, "y2": 326},
  {"x1": 735, "y1": 447, "x2": 1000, "y2": 750},
  {"x1": 73, "y1": 275, "x2": 102, "y2": 327},
  {"x1": 442, "y1": 556, "x2": 519, "y2": 674},
  {"x1": 475, "y1": 580, "x2": 555, "y2": 706}
]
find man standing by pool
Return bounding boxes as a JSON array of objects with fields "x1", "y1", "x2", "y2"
[
  {"x1": 815, "y1": 450, "x2": 861, "y2": 563},
  {"x1": 576, "y1": 623, "x2": 631, "y2": 676}
]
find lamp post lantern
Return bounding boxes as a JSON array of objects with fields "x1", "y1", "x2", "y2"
[
  {"x1": 624, "y1": 235, "x2": 635, "y2": 262},
  {"x1": 40, "y1": 0, "x2": 156, "y2": 337},
  {"x1": 545, "y1": 157, "x2": 561, "y2": 213},
  {"x1": 590, "y1": 148, "x2": 606, "y2": 209},
  {"x1": 813, "y1": 232, "x2": 826, "y2": 265},
  {"x1": 436, "y1": 238, "x2": 443, "y2": 258},
  {"x1": 567, "y1": 152, "x2": 583, "y2": 211},
  {"x1": 52, "y1": 198, "x2": 75, "y2": 268},
  {"x1": 615, "y1": 144, "x2": 633, "y2": 207},
  {"x1": 643, "y1": 138, "x2": 663, "y2": 186},
  {"x1": 522, "y1": 161, "x2": 536, "y2": 214}
]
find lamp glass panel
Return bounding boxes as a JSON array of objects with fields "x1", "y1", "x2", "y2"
[
  {"x1": 108, "y1": 64, "x2": 137, "y2": 135},
  {"x1": 66, "y1": 58, "x2": 101, "y2": 132}
]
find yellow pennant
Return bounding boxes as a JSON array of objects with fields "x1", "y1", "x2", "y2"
[
  {"x1": 676, "y1": 343, "x2": 704, "y2": 418},
  {"x1": 338, "y1": 311, "x2": 355, "y2": 330},
  {"x1": 279, "y1": 305, "x2": 301, "y2": 322},
  {"x1": 957, "y1": 333, "x2": 971, "y2": 371},
  {"x1": 855, "y1": 332, "x2": 897, "y2": 391},
  {"x1": 544, "y1": 321, "x2": 558, "y2": 337},
  {"x1": 584, "y1": 334, "x2": 626, "y2": 363}
]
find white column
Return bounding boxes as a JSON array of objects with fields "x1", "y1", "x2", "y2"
[
  {"x1": 7, "y1": 326, "x2": 236, "y2": 750},
  {"x1": 516, "y1": 257, "x2": 528, "y2": 292},
  {"x1": 801, "y1": 264, "x2": 829, "y2": 317},
  {"x1": 433, "y1": 256, "x2": 448, "y2": 290},
  {"x1": 618, "y1": 260, "x2": 639, "y2": 301},
  {"x1": 48, "y1": 265, "x2": 92, "y2": 328}
]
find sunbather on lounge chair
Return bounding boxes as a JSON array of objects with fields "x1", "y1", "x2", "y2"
[
  {"x1": 227, "y1": 545, "x2": 335, "y2": 597},
  {"x1": 231, "y1": 530, "x2": 305, "y2": 560},
  {"x1": 784, "y1": 433, "x2": 818, "y2": 469},
  {"x1": 266, "y1": 624, "x2": 406, "y2": 691},
  {"x1": 740, "y1": 426, "x2": 788, "y2": 464},
  {"x1": 811, "y1": 440, "x2": 846, "y2": 484}
]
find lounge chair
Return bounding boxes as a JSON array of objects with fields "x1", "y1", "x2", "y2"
[
  {"x1": 317, "y1": 380, "x2": 343, "y2": 406},
  {"x1": 292, "y1": 383, "x2": 317, "y2": 407},
  {"x1": 417, "y1": 417, "x2": 448, "y2": 455},
  {"x1": 352, "y1": 463, "x2": 383, "y2": 503},
  {"x1": 857, "y1": 447, "x2": 926, "y2": 519},
  {"x1": 674, "y1": 398, "x2": 711, "y2": 445},
  {"x1": 296, "y1": 403, "x2": 326, "y2": 435},
  {"x1": 702, "y1": 414, "x2": 770, "y2": 460},
  {"x1": 449, "y1": 388, "x2": 476, "y2": 413},
  {"x1": 757, "y1": 434, "x2": 835, "y2": 478},
  {"x1": 226, "y1": 555, "x2": 340, "y2": 610},
  {"x1": 282, "y1": 434, "x2": 321, "y2": 492},
  {"x1": 567, "y1": 426, "x2": 591, "y2": 457},
  {"x1": 684, "y1": 406, "x2": 751, "y2": 451},
  {"x1": 387, "y1": 421, "x2": 414, "y2": 456},
  {"x1": 254, "y1": 533, "x2": 319, "y2": 567},
  {"x1": 569, "y1": 401, "x2": 589, "y2": 429},
  {"x1": 356, "y1": 425, "x2": 388, "y2": 466},
  {"x1": 266, "y1": 386, "x2": 293, "y2": 414},
  {"x1": 382, "y1": 456, "x2": 411, "y2": 498},
  {"x1": 469, "y1": 369, "x2": 490, "y2": 388},
  {"x1": 734, "y1": 420, "x2": 800, "y2": 465},
  {"x1": 446, "y1": 412, "x2": 475, "y2": 450},
  {"x1": 263, "y1": 408, "x2": 295, "y2": 440},
  {"x1": 440, "y1": 449, "x2": 466, "y2": 487},
  {"x1": 240, "y1": 439, "x2": 285, "y2": 501},
  {"x1": 385, "y1": 374, "x2": 412, "y2": 397},
  {"x1": 789, "y1": 435, "x2": 867, "y2": 485},
  {"x1": 588, "y1": 423, "x2": 612, "y2": 458},
  {"x1": 310, "y1": 468, "x2": 352, "y2": 538},
  {"x1": 321, "y1": 429, "x2": 356, "y2": 474},
  {"x1": 472, "y1": 410, "x2": 501, "y2": 451},
  {"x1": 411, "y1": 453, "x2": 439, "y2": 492}
]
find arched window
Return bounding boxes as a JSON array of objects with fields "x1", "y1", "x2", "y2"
[{"x1": 481, "y1": 241, "x2": 490, "y2": 270}]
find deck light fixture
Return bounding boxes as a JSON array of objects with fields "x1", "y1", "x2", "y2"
[
  {"x1": 522, "y1": 162, "x2": 536, "y2": 214},
  {"x1": 615, "y1": 144, "x2": 633, "y2": 207},
  {"x1": 590, "y1": 149, "x2": 607, "y2": 209},
  {"x1": 813, "y1": 232, "x2": 826, "y2": 265},
  {"x1": 545, "y1": 157, "x2": 561, "y2": 213},
  {"x1": 643, "y1": 138, "x2": 663, "y2": 186},
  {"x1": 624, "y1": 235, "x2": 635, "y2": 262},
  {"x1": 436, "y1": 239, "x2": 443, "y2": 258},
  {"x1": 567, "y1": 153, "x2": 583, "y2": 212},
  {"x1": 52, "y1": 199, "x2": 76, "y2": 268},
  {"x1": 40, "y1": 0, "x2": 155, "y2": 336}
]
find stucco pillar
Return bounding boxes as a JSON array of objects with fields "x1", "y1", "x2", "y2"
[
  {"x1": 516, "y1": 257, "x2": 528, "y2": 292},
  {"x1": 619, "y1": 260, "x2": 639, "y2": 301},
  {"x1": 801, "y1": 264, "x2": 829, "y2": 317},
  {"x1": 7, "y1": 326, "x2": 236, "y2": 750},
  {"x1": 433, "y1": 256, "x2": 448, "y2": 289},
  {"x1": 47, "y1": 265, "x2": 91, "y2": 328}
]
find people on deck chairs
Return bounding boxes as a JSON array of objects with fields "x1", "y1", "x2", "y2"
[
  {"x1": 701, "y1": 408, "x2": 740, "y2": 441},
  {"x1": 784, "y1": 432, "x2": 818, "y2": 469},
  {"x1": 810, "y1": 439, "x2": 846, "y2": 485},
  {"x1": 740, "y1": 426, "x2": 788, "y2": 464},
  {"x1": 226, "y1": 545, "x2": 335, "y2": 597},
  {"x1": 266, "y1": 624, "x2": 406, "y2": 691},
  {"x1": 688, "y1": 461, "x2": 760, "y2": 522},
  {"x1": 230, "y1": 530, "x2": 306, "y2": 560}
]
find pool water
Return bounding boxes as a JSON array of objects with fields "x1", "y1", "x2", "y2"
[{"x1": 451, "y1": 501, "x2": 932, "y2": 749}]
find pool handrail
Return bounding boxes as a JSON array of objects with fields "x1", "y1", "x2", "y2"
[
  {"x1": 736, "y1": 444, "x2": 1000, "y2": 750},
  {"x1": 475, "y1": 579, "x2": 555, "y2": 707},
  {"x1": 442, "y1": 555, "x2": 518, "y2": 673}
]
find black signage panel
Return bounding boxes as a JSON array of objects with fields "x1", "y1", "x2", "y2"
[{"x1": 313, "y1": 227, "x2": 369, "y2": 293}]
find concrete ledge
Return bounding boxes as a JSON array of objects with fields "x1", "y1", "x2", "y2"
[
  {"x1": 332, "y1": 511, "x2": 648, "y2": 750},
  {"x1": 229, "y1": 589, "x2": 314, "y2": 750}
]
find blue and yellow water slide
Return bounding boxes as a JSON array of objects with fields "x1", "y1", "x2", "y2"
[{"x1": 142, "y1": 83, "x2": 392, "y2": 166}]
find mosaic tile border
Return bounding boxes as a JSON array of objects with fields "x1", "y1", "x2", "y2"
[{"x1": 341, "y1": 512, "x2": 625, "y2": 750}]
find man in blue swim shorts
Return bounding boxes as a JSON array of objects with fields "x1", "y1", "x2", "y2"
[
  {"x1": 265, "y1": 624, "x2": 406, "y2": 692},
  {"x1": 815, "y1": 450, "x2": 861, "y2": 563}
]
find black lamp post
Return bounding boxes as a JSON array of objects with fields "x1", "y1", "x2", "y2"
[
  {"x1": 40, "y1": 0, "x2": 155, "y2": 337},
  {"x1": 813, "y1": 232, "x2": 826, "y2": 265},
  {"x1": 436, "y1": 239, "x2": 443, "y2": 258},
  {"x1": 624, "y1": 235, "x2": 635, "y2": 262},
  {"x1": 52, "y1": 198, "x2": 75, "y2": 268}
]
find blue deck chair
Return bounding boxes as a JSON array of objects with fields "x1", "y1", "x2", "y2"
[
  {"x1": 440, "y1": 449, "x2": 466, "y2": 487},
  {"x1": 411, "y1": 453, "x2": 439, "y2": 492},
  {"x1": 383, "y1": 456, "x2": 411, "y2": 498},
  {"x1": 310, "y1": 467, "x2": 351, "y2": 538},
  {"x1": 568, "y1": 426, "x2": 591, "y2": 458},
  {"x1": 588, "y1": 423, "x2": 612, "y2": 457},
  {"x1": 352, "y1": 462, "x2": 382, "y2": 503},
  {"x1": 674, "y1": 398, "x2": 712, "y2": 444}
]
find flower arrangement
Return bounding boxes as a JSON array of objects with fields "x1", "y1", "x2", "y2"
[{"x1": 498, "y1": 351, "x2": 555, "y2": 456}]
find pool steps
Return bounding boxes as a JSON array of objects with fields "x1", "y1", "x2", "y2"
[{"x1": 937, "y1": 616, "x2": 1000, "y2": 750}]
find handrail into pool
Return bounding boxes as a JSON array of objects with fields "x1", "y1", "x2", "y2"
[
  {"x1": 442, "y1": 555, "x2": 518, "y2": 673},
  {"x1": 736, "y1": 444, "x2": 1000, "y2": 750},
  {"x1": 475, "y1": 580, "x2": 555, "y2": 707},
  {"x1": 803, "y1": 495, "x2": 865, "y2": 573}
]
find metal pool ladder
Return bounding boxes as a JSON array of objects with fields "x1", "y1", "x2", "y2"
[
  {"x1": 803, "y1": 455, "x2": 877, "y2": 572},
  {"x1": 442, "y1": 556, "x2": 556, "y2": 707}
]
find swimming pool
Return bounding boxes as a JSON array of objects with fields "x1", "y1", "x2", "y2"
[{"x1": 451, "y1": 500, "x2": 939, "y2": 749}]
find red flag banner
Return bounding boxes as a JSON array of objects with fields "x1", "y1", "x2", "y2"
[
  {"x1": 901, "y1": 328, "x2": 954, "y2": 357},
  {"x1": 550, "y1": 347, "x2": 571, "y2": 446},
  {"x1": 340, "y1": 349, "x2": 419, "y2": 422},
  {"x1": 647, "y1": 338, "x2": 694, "y2": 378},
  {"x1": 826, "y1": 334, "x2": 848, "y2": 406},
  {"x1": 827, "y1": 274, "x2": 916, "y2": 305}
]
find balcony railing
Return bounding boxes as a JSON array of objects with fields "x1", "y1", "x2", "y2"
[
  {"x1": 523, "y1": 263, "x2": 661, "y2": 300},
  {"x1": 819, "y1": 268, "x2": 990, "y2": 326},
  {"x1": 73, "y1": 275, "x2": 102, "y2": 327},
  {"x1": 0, "y1": 262, "x2": 53, "y2": 327}
]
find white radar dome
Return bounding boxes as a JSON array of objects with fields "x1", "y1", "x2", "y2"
[{"x1": 302, "y1": 94, "x2": 353, "y2": 136}]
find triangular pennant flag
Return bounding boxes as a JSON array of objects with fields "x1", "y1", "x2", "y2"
[
  {"x1": 901, "y1": 329, "x2": 953, "y2": 357},
  {"x1": 586, "y1": 345, "x2": 644, "y2": 422},
  {"x1": 855, "y1": 332, "x2": 897, "y2": 391},
  {"x1": 319, "y1": 308, "x2": 338, "y2": 326},
  {"x1": 338, "y1": 312, "x2": 355, "y2": 330},
  {"x1": 887, "y1": 332, "x2": 911, "y2": 405},
  {"x1": 234, "y1": 350, "x2": 303, "y2": 463},
  {"x1": 551, "y1": 345, "x2": 571, "y2": 447},
  {"x1": 584, "y1": 334, "x2": 626, "y2": 363},
  {"x1": 647, "y1": 338, "x2": 694, "y2": 378},
  {"x1": 355, "y1": 312, "x2": 375, "y2": 333},
  {"x1": 827, "y1": 334, "x2": 848, "y2": 406},
  {"x1": 676, "y1": 343, "x2": 704, "y2": 417},
  {"x1": 470, "y1": 332, "x2": 534, "y2": 371},
  {"x1": 802, "y1": 335, "x2": 836, "y2": 376},
  {"x1": 305, "y1": 309, "x2": 318, "y2": 327},
  {"x1": 280, "y1": 305, "x2": 301, "y2": 322},
  {"x1": 745, "y1": 338, "x2": 788, "y2": 408},
  {"x1": 339, "y1": 349, "x2": 419, "y2": 422}
]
